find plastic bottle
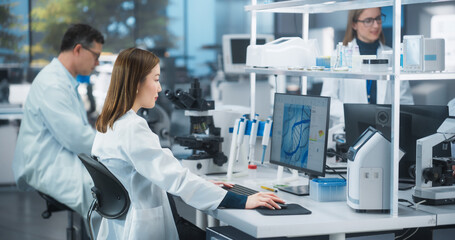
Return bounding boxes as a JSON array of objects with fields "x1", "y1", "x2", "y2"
[
  {"x1": 336, "y1": 42, "x2": 343, "y2": 68},
  {"x1": 346, "y1": 42, "x2": 353, "y2": 69},
  {"x1": 248, "y1": 164, "x2": 257, "y2": 179},
  {"x1": 400, "y1": 43, "x2": 404, "y2": 69},
  {"x1": 330, "y1": 49, "x2": 337, "y2": 70},
  {"x1": 351, "y1": 45, "x2": 361, "y2": 72}
]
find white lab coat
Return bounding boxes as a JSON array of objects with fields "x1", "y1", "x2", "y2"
[
  {"x1": 91, "y1": 109, "x2": 227, "y2": 240},
  {"x1": 13, "y1": 58, "x2": 95, "y2": 217},
  {"x1": 321, "y1": 39, "x2": 414, "y2": 127}
]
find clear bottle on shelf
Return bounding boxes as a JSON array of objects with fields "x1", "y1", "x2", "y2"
[
  {"x1": 351, "y1": 45, "x2": 361, "y2": 72},
  {"x1": 331, "y1": 42, "x2": 343, "y2": 70},
  {"x1": 337, "y1": 42, "x2": 343, "y2": 68},
  {"x1": 346, "y1": 42, "x2": 353, "y2": 69}
]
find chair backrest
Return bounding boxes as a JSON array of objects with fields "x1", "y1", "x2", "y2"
[{"x1": 78, "y1": 153, "x2": 130, "y2": 219}]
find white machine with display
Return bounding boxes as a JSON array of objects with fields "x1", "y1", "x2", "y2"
[
  {"x1": 246, "y1": 37, "x2": 319, "y2": 69},
  {"x1": 413, "y1": 118, "x2": 455, "y2": 205},
  {"x1": 403, "y1": 35, "x2": 445, "y2": 72},
  {"x1": 347, "y1": 127, "x2": 404, "y2": 212},
  {"x1": 222, "y1": 34, "x2": 274, "y2": 74}
]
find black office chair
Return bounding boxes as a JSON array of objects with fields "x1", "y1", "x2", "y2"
[
  {"x1": 79, "y1": 153, "x2": 204, "y2": 239},
  {"x1": 38, "y1": 191, "x2": 76, "y2": 240},
  {"x1": 77, "y1": 153, "x2": 131, "y2": 240}
]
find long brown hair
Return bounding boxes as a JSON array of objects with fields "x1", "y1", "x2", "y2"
[
  {"x1": 96, "y1": 48, "x2": 160, "y2": 133},
  {"x1": 342, "y1": 8, "x2": 385, "y2": 46}
]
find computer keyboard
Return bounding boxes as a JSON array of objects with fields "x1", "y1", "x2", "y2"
[{"x1": 223, "y1": 184, "x2": 258, "y2": 196}]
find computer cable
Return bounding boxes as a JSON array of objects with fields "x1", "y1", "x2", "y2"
[
  {"x1": 325, "y1": 165, "x2": 346, "y2": 180},
  {"x1": 394, "y1": 228, "x2": 412, "y2": 239},
  {"x1": 326, "y1": 148, "x2": 348, "y2": 162},
  {"x1": 400, "y1": 228, "x2": 419, "y2": 240},
  {"x1": 414, "y1": 199, "x2": 426, "y2": 211},
  {"x1": 398, "y1": 198, "x2": 414, "y2": 208}
]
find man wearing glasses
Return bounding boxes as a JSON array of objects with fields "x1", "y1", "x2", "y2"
[
  {"x1": 321, "y1": 7, "x2": 413, "y2": 127},
  {"x1": 13, "y1": 23, "x2": 104, "y2": 231}
]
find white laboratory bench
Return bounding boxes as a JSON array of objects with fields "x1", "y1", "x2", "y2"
[
  {"x1": 211, "y1": 201, "x2": 435, "y2": 239},
  {"x1": 400, "y1": 188, "x2": 455, "y2": 226},
  {"x1": 421, "y1": 204, "x2": 455, "y2": 226},
  {"x1": 199, "y1": 165, "x2": 439, "y2": 239}
]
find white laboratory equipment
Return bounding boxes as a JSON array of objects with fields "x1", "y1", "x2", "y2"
[
  {"x1": 246, "y1": 37, "x2": 319, "y2": 69},
  {"x1": 413, "y1": 118, "x2": 455, "y2": 205},
  {"x1": 403, "y1": 35, "x2": 445, "y2": 72},
  {"x1": 347, "y1": 127, "x2": 404, "y2": 212}
]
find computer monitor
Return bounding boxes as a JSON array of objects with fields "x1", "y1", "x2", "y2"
[
  {"x1": 222, "y1": 34, "x2": 273, "y2": 74},
  {"x1": 0, "y1": 69, "x2": 7, "y2": 82},
  {"x1": 344, "y1": 104, "x2": 450, "y2": 182},
  {"x1": 270, "y1": 93, "x2": 330, "y2": 195}
]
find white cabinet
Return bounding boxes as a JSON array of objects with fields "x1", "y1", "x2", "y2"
[{"x1": 245, "y1": 0, "x2": 455, "y2": 216}]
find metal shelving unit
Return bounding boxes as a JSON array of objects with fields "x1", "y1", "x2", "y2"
[
  {"x1": 245, "y1": 67, "x2": 455, "y2": 81},
  {"x1": 245, "y1": 0, "x2": 453, "y2": 13},
  {"x1": 245, "y1": 0, "x2": 455, "y2": 219},
  {"x1": 246, "y1": 67, "x2": 393, "y2": 80}
]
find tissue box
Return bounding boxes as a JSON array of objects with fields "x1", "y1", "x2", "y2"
[{"x1": 310, "y1": 178, "x2": 346, "y2": 202}]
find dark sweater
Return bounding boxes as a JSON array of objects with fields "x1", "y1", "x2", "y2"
[
  {"x1": 356, "y1": 38, "x2": 379, "y2": 104},
  {"x1": 356, "y1": 38, "x2": 380, "y2": 55},
  {"x1": 218, "y1": 191, "x2": 247, "y2": 209}
]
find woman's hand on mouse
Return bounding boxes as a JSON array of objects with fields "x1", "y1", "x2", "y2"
[{"x1": 246, "y1": 192, "x2": 285, "y2": 210}]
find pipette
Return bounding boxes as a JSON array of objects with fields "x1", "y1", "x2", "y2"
[
  {"x1": 235, "y1": 115, "x2": 247, "y2": 163},
  {"x1": 227, "y1": 118, "x2": 241, "y2": 181},
  {"x1": 261, "y1": 117, "x2": 273, "y2": 164},
  {"x1": 248, "y1": 114, "x2": 259, "y2": 164}
]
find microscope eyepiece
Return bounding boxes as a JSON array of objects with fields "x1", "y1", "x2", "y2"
[
  {"x1": 175, "y1": 89, "x2": 183, "y2": 97},
  {"x1": 175, "y1": 89, "x2": 196, "y2": 108},
  {"x1": 164, "y1": 89, "x2": 186, "y2": 109},
  {"x1": 164, "y1": 89, "x2": 175, "y2": 99},
  {"x1": 164, "y1": 78, "x2": 214, "y2": 111}
]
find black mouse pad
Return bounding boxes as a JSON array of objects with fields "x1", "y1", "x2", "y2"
[{"x1": 256, "y1": 203, "x2": 311, "y2": 216}]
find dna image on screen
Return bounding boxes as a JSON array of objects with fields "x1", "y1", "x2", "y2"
[
  {"x1": 280, "y1": 104, "x2": 312, "y2": 169},
  {"x1": 270, "y1": 93, "x2": 330, "y2": 177}
]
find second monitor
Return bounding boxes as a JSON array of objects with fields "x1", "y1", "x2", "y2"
[
  {"x1": 270, "y1": 93, "x2": 330, "y2": 195},
  {"x1": 344, "y1": 104, "x2": 450, "y2": 182}
]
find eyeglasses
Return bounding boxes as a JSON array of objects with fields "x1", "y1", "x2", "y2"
[
  {"x1": 356, "y1": 14, "x2": 386, "y2": 27},
  {"x1": 82, "y1": 45, "x2": 101, "y2": 61}
]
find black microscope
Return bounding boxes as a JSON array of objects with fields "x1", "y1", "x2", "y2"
[{"x1": 165, "y1": 79, "x2": 227, "y2": 174}]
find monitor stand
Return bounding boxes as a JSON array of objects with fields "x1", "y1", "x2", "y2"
[
  {"x1": 274, "y1": 166, "x2": 313, "y2": 196},
  {"x1": 278, "y1": 185, "x2": 309, "y2": 196}
]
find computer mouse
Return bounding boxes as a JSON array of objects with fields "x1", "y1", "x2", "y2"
[
  {"x1": 256, "y1": 203, "x2": 288, "y2": 210},
  {"x1": 276, "y1": 203, "x2": 288, "y2": 209}
]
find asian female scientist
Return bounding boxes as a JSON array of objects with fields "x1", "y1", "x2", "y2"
[{"x1": 91, "y1": 47, "x2": 284, "y2": 239}]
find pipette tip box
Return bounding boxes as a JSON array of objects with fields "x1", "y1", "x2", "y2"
[{"x1": 310, "y1": 178, "x2": 346, "y2": 202}]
